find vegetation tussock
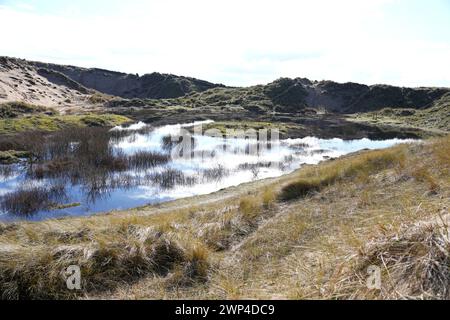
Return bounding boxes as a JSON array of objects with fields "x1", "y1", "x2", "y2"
[
  {"x1": 0, "y1": 101, "x2": 57, "y2": 119},
  {"x1": 0, "y1": 135, "x2": 448, "y2": 300},
  {"x1": 280, "y1": 147, "x2": 405, "y2": 201},
  {"x1": 349, "y1": 218, "x2": 450, "y2": 299},
  {"x1": 0, "y1": 228, "x2": 209, "y2": 299},
  {"x1": 0, "y1": 101, "x2": 130, "y2": 134}
]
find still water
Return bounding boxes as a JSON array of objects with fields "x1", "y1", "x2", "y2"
[{"x1": 0, "y1": 121, "x2": 414, "y2": 221}]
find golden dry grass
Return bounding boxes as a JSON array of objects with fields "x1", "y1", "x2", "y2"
[{"x1": 0, "y1": 135, "x2": 448, "y2": 300}]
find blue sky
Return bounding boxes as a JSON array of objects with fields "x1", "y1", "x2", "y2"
[{"x1": 0, "y1": 0, "x2": 449, "y2": 87}]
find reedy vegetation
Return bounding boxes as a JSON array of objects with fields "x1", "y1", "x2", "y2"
[{"x1": 0, "y1": 135, "x2": 448, "y2": 299}]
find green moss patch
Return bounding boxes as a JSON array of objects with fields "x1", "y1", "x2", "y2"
[
  {"x1": 0, "y1": 150, "x2": 31, "y2": 164},
  {"x1": 202, "y1": 121, "x2": 290, "y2": 135},
  {"x1": 0, "y1": 101, "x2": 58, "y2": 119},
  {"x1": 0, "y1": 114, "x2": 131, "y2": 134}
]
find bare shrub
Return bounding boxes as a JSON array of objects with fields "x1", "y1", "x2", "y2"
[
  {"x1": 0, "y1": 184, "x2": 66, "y2": 216},
  {"x1": 150, "y1": 169, "x2": 187, "y2": 189},
  {"x1": 128, "y1": 151, "x2": 170, "y2": 170},
  {"x1": 203, "y1": 164, "x2": 229, "y2": 182}
]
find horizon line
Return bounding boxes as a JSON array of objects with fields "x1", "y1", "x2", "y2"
[{"x1": 2, "y1": 55, "x2": 449, "y2": 90}]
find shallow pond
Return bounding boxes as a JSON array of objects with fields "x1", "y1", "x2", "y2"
[{"x1": 0, "y1": 120, "x2": 414, "y2": 222}]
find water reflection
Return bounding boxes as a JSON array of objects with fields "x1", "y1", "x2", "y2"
[{"x1": 0, "y1": 121, "x2": 414, "y2": 221}]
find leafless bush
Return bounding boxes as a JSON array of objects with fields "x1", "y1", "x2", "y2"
[
  {"x1": 203, "y1": 164, "x2": 229, "y2": 182},
  {"x1": 0, "y1": 184, "x2": 66, "y2": 216},
  {"x1": 0, "y1": 165, "x2": 14, "y2": 179},
  {"x1": 149, "y1": 169, "x2": 189, "y2": 189},
  {"x1": 237, "y1": 162, "x2": 273, "y2": 171},
  {"x1": 128, "y1": 151, "x2": 170, "y2": 170}
]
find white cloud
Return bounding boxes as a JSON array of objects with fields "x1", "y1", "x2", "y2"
[{"x1": 0, "y1": 0, "x2": 449, "y2": 87}]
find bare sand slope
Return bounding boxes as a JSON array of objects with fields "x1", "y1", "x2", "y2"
[{"x1": 0, "y1": 57, "x2": 96, "y2": 113}]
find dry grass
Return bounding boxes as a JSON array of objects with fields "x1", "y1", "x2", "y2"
[
  {"x1": 431, "y1": 134, "x2": 450, "y2": 174},
  {"x1": 261, "y1": 188, "x2": 277, "y2": 209},
  {"x1": 347, "y1": 218, "x2": 450, "y2": 299},
  {"x1": 280, "y1": 146, "x2": 406, "y2": 201},
  {"x1": 0, "y1": 135, "x2": 448, "y2": 300},
  {"x1": 410, "y1": 166, "x2": 440, "y2": 193},
  {"x1": 0, "y1": 227, "x2": 210, "y2": 299},
  {"x1": 239, "y1": 196, "x2": 261, "y2": 220}
]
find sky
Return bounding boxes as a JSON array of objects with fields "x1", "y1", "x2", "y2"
[{"x1": 0, "y1": 0, "x2": 449, "y2": 87}]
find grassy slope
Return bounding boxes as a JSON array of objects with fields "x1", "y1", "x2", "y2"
[
  {"x1": 0, "y1": 135, "x2": 448, "y2": 300},
  {"x1": 0, "y1": 114, "x2": 130, "y2": 134},
  {"x1": 107, "y1": 87, "x2": 448, "y2": 140},
  {"x1": 348, "y1": 93, "x2": 450, "y2": 136},
  {"x1": 0, "y1": 101, "x2": 131, "y2": 134}
]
